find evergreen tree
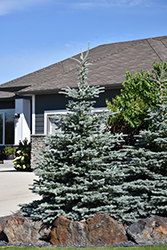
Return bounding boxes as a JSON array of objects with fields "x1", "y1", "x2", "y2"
[
  {"x1": 104, "y1": 60, "x2": 167, "y2": 224},
  {"x1": 20, "y1": 45, "x2": 124, "y2": 224}
]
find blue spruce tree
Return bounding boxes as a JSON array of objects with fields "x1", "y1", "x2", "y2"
[
  {"x1": 105, "y1": 60, "x2": 167, "y2": 224},
  {"x1": 20, "y1": 45, "x2": 124, "y2": 224}
]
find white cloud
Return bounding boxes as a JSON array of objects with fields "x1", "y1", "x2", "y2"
[
  {"x1": 70, "y1": 0, "x2": 152, "y2": 9},
  {"x1": 0, "y1": 0, "x2": 51, "y2": 15},
  {"x1": 0, "y1": 0, "x2": 159, "y2": 14}
]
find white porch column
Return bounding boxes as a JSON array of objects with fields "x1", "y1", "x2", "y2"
[{"x1": 15, "y1": 99, "x2": 31, "y2": 145}]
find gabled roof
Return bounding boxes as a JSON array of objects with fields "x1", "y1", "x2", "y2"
[{"x1": 0, "y1": 35, "x2": 167, "y2": 97}]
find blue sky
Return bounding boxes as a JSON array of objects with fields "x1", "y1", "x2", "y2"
[{"x1": 0, "y1": 0, "x2": 166, "y2": 84}]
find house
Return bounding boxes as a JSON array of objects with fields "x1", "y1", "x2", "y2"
[{"x1": 0, "y1": 35, "x2": 167, "y2": 165}]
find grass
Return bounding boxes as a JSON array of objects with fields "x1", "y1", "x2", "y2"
[{"x1": 0, "y1": 245, "x2": 167, "y2": 250}]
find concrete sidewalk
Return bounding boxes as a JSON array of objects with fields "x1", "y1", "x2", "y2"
[{"x1": 0, "y1": 160, "x2": 40, "y2": 217}]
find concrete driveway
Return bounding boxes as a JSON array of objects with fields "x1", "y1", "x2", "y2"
[{"x1": 0, "y1": 160, "x2": 40, "y2": 217}]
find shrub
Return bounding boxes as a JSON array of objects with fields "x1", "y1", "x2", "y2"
[
  {"x1": 13, "y1": 138, "x2": 31, "y2": 171},
  {"x1": 3, "y1": 146, "x2": 16, "y2": 156}
]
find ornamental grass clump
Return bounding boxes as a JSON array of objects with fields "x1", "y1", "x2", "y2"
[{"x1": 19, "y1": 44, "x2": 124, "y2": 224}]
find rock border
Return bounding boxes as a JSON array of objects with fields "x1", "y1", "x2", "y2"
[{"x1": 0, "y1": 213, "x2": 167, "y2": 247}]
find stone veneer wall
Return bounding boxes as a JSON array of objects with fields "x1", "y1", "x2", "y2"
[{"x1": 31, "y1": 134, "x2": 46, "y2": 168}]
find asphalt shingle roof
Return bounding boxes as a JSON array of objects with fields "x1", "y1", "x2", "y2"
[
  {"x1": 0, "y1": 91, "x2": 15, "y2": 99},
  {"x1": 0, "y1": 35, "x2": 167, "y2": 98}
]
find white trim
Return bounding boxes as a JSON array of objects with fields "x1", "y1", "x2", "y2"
[
  {"x1": 92, "y1": 107, "x2": 109, "y2": 113},
  {"x1": 32, "y1": 95, "x2": 35, "y2": 135},
  {"x1": 44, "y1": 109, "x2": 67, "y2": 135},
  {"x1": 44, "y1": 107, "x2": 108, "y2": 135}
]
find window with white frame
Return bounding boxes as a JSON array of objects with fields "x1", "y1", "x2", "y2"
[
  {"x1": 44, "y1": 108, "x2": 108, "y2": 135},
  {"x1": 44, "y1": 110, "x2": 67, "y2": 135},
  {"x1": 0, "y1": 109, "x2": 15, "y2": 145}
]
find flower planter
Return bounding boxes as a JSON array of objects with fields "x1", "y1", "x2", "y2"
[{"x1": 7, "y1": 155, "x2": 14, "y2": 160}]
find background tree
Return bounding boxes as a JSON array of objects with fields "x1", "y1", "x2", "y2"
[
  {"x1": 20, "y1": 45, "x2": 123, "y2": 225},
  {"x1": 106, "y1": 60, "x2": 167, "y2": 145}
]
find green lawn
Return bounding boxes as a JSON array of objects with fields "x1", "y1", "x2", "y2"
[{"x1": 0, "y1": 245, "x2": 167, "y2": 250}]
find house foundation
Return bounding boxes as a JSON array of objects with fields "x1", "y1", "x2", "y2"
[{"x1": 31, "y1": 134, "x2": 46, "y2": 168}]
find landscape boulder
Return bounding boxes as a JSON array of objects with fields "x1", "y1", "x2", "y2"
[
  {"x1": 127, "y1": 215, "x2": 167, "y2": 245},
  {"x1": 0, "y1": 216, "x2": 10, "y2": 242},
  {"x1": 50, "y1": 213, "x2": 127, "y2": 246},
  {"x1": 0, "y1": 213, "x2": 50, "y2": 245}
]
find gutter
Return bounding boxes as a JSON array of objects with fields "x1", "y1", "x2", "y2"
[
  {"x1": 0, "y1": 85, "x2": 30, "y2": 93},
  {"x1": 17, "y1": 83, "x2": 123, "y2": 96}
]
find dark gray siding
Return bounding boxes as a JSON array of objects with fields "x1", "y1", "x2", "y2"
[
  {"x1": 0, "y1": 100, "x2": 15, "y2": 109},
  {"x1": 94, "y1": 89, "x2": 120, "y2": 107},
  {"x1": 35, "y1": 114, "x2": 44, "y2": 134},
  {"x1": 35, "y1": 94, "x2": 68, "y2": 134},
  {"x1": 35, "y1": 89, "x2": 120, "y2": 134}
]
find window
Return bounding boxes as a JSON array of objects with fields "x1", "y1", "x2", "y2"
[
  {"x1": 44, "y1": 110, "x2": 67, "y2": 135},
  {"x1": 44, "y1": 108, "x2": 108, "y2": 135},
  {"x1": 0, "y1": 109, "x2": 15, "y2": 145}
]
